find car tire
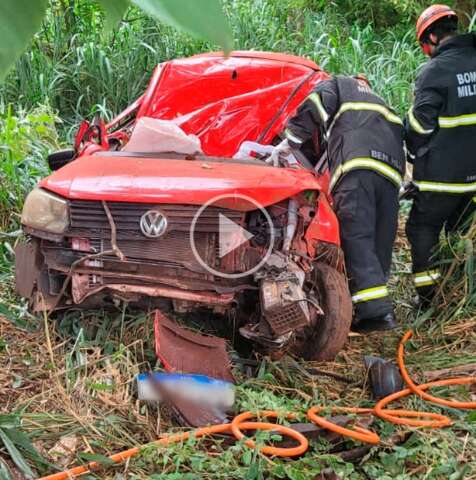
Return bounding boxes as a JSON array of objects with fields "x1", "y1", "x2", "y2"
[{"x1": 291, "y1": 261, "x2": 352, "y2": 361}]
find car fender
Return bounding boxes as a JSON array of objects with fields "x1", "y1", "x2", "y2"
[{"x1": 304, "y1": 193, "x2": 340, "y2": 255}]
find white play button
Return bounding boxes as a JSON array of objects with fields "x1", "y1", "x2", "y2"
[
  {"x1": 190, "y1": 193, "x2": 275, "y2": 279},
  {"x1": 218, "y1": 213, "x2": 254, "y2": 258}
]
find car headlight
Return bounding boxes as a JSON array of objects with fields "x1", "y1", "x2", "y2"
[{"x1": 21, "y1": 188, "x2": 69, "y2": 234}]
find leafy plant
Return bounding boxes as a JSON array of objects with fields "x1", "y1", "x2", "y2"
[
  {"x1": 0, "y1": 0, "x2": 233, "y2": 81},
  {"x1": 0, "y1": 105, "x2": 59, "y2": 231},
  {"x1": 0, "y1": 105, "x2": 59, "y2": 279}
]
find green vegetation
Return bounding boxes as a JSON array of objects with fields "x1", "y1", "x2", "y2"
[
  {"x1": 0, "y1": 0, "x2": 428, "y2": 125},
  {"x1": 0, "y1": 0, "x2": 233, "y2": 81},
  {"x1": 0, "y1": 106, "x2": 59, "y2": 279},
  {"x1": 0, "y1": 0, "x2": 475, "y2": 479}
]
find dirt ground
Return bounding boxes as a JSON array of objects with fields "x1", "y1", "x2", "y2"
[{"x1": 0, "y1": 223, "x2": 475, "y2": 479}]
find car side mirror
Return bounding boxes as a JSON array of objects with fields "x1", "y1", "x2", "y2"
[{"x1": 47, "y1": 149, "x2": 76, "y2": 171}]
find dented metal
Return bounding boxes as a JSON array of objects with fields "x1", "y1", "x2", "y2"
[
  {"x1": 154, "y1": 310, "x2": 234, "y2": 383},
  {"x1": 14, "y1": 240, "x2": 42, "y2": 299},
  {"x1": 72, "y1": 281, "x2": 236, "y2": 306}
]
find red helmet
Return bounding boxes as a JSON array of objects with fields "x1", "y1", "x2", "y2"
[
  {"x1": 416, "y1": 4, "x2": 457, "y2": 42},
  {"x1": 354, "y1": 73, "x2": 371, "y2": 86}
]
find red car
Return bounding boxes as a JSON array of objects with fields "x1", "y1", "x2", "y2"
[{"x1": 15, "y1": 51, "x2": 352, "y2": 360}]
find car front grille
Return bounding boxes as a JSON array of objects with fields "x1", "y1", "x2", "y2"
[
  {"x1": 68, "y1": 200, "x2": 243, "y2": 239},
  {"x1": 67, "y1": 200, "x2": 246, "y2": 274}
]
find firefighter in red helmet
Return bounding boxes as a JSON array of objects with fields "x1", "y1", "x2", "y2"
[{"x1": 405, "y1": 5, "x2": 476, "y2": 306}]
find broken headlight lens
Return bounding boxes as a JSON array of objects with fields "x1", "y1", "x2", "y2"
[{"x1": 21, "y1": 187, "x2": 69, "y2": 234}]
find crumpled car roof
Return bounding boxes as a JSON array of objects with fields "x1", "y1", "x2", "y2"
[{"x1": 130, "y1": 51, "x2": 329, "y2": 157}]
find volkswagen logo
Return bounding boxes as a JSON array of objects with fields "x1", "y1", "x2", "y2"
[{"x1": 140, "y1": 210, "x2": 168, "y2": 238}]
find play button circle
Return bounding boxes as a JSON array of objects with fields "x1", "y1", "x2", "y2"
[{"x1": 190, "y1": 194, "x2": 275, "y2": 279}]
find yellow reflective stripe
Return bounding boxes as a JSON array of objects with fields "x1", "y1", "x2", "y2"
[
  {"x1": 408, "y1": 108, "x2": 433, "y2": 135},
  {"x1": 439, "y1": 113, "x2": 476, "y2": 128},
  {"x1": 415, "y1": 269, "x2": 440, "y2": 278},
  {"x1": 308, "y1": 92, "x2": 329, "y2": 123},
  {"x1": 414, "y1": 181, "x2": 476, "y2": 193},
  {"x1": 414, "y1": 269, "x2": 441, "y2": 287},
  {"x1": 352, "y1": 286, "x2": 389, "y2": 303},
  {"x1": 473, "y1": 196, "x2": 476, "y2": 203},
  {"x1": 285, "y1": 128, "x2": 304, "y2": 145},
  {"x1": 340, "y1": 102, "x2": 402, "y2": 124},
  {"x1": 328, "y1": 102, "x2": 402, "y2": 134},
  {"x1": 415, "y1": 279, "x2": 436, "y2": 287},
  {"x1": 330, "y1": 157, "x2": 403, "y2": 190}
]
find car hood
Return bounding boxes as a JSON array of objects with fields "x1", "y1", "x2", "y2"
[{"x1": 40, "y1": 154, "x2": 326, "y2": 210}]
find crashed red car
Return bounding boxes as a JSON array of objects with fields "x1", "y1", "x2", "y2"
[{"x1": 15, "y1": 51, "x2": 352, "y2": 360}]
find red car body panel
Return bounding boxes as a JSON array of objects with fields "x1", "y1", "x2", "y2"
[
  {"x1": 40, "y1": 155, "x2": 327, "y2": 210},
  {"x1": 305, "y1": 187, "x2": 338, "y2": 249},
  {"x1": 190, "y1": 51, "x2": 321, "y2": 70},
  {"x1": 117, "y1": 51, "x2": 329, "y2": 157}
]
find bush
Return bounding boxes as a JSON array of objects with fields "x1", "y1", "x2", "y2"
[{"x1": 0, "y1": 105, "x2": 60, "y2": 231}]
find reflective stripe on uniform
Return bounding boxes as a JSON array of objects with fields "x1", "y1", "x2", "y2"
[
  {"x1": 408, "y1": 107, "x2": 434, "y2": 135},
  {"x1": 328, "y1": 102, "x2": 402, "y2": 135},
  {"x1": 473, "y1": 196, "x2": 476, "y2": 203},
  {"x1": 414, "y1": 269, "x2": 441, "y2": 287},
  {"x1": 330, "y1": 157, "x2": 403, "y2": 190},
  {"x1": 438, "y1": 113, "x2": 476, "y2": 128},
  {"x1": 352, "y1": 285, "x2": 389, "y2": 303},
  {"x1": 284, "y1": 128, "x2": 304, "y2": 145},
  {"x1": 308, "y1": 92, "x2": 329, "y2": 123},
  {"x1": 414, "y1": 180, "x2": 476, "y2": 193}
]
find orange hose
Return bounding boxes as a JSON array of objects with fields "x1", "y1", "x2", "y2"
[
  {"x1": 374, "y1": 388, "x2": 452, "y2": 428},
  {"x1": 397, "y1": 330, "x2": 476, "y2": 410},
  {"x1": 40, "y1": 423, "x2": 231, "y2": 480},
  {"x1": 40, "y1": 415, "x2": 308, "y2": 480},
  {"x1": 39, "y1": 330, "x2": 476, "y2": 480},
  {"x1": 230, "y1": 411, "x2": 308, "y2": 457},
  {"x1": 307, "y1": 406, "x2": 380, "y2": 444}
]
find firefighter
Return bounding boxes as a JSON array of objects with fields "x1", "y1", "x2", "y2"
[
  {"x1": 405, "y1": 5, "x2": 476, "y2": 306},
  {"x1": 270, "y1": 75, "x2": 406, "y2": 333}
]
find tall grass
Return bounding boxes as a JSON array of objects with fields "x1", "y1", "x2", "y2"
[
  {"x1": 0, "y1": 105, "x2": 59, "y2": 226},
  {"x1": 0, "y1": 0, "x2": 427, "y2": 129},
  {"x1": 4, "y1": 0, "x2": 474, "y2": 125},
  {"x1": 0, "y1": 4, "x2": 208, "y2": 129}
]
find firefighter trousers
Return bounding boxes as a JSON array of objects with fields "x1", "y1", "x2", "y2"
[
  {"x1": 406, "y1": 191, "x2": 476, "y2": 300},
  {"x1": 333, "y1": 170, "x2": 399, "y2": 319}
]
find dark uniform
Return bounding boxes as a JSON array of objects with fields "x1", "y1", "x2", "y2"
[
  {"x1": 285, "y1": 76, "x2": 406, "y2": 322},
  {"x1": 405, "y1": 33, "x2": 476, "y2": 300}
]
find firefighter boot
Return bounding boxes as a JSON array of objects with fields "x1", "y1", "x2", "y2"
[{"x1": 351, "y1": 311, "x2": 398, "y2": 334}]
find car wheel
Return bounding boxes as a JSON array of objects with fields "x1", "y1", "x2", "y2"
[{"x1": 290, "y1": 261, "x2": 352, "y2": 361}]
